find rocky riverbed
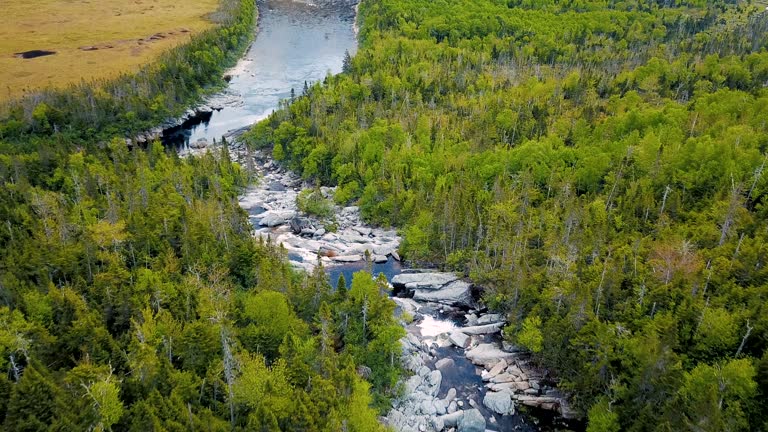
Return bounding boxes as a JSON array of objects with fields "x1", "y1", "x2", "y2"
[
  {"x1": 385, "y1": 271, "x2": 579, "y2": 432},
  {"x1": 235, "y1": 149, "x2": 401, "y2": 272}
]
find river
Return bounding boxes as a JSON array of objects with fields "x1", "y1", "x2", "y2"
[
  {"x1": 163, "y1": 0, "x2": 358, "y2": 148},
  {"x1": 165, "y1": 1, "x2": 580, "y2": 430}
]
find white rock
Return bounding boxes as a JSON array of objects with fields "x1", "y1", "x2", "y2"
[
  {"x1": 413, "y1": 280, "x2": 474, "y2": 308},
  {"x1": 435, "y1": 358, "x2": 455, "y2": 370},
  {"x1": 332, "y1": 254, "x2": 362, "y2": 262},
  {"x1": 483, "y1": 390, "x2": 514, "y2": 415},
  {"x1": 465, "y1": 343, "x2": 517, "y2": 368},
  {"x1": 460, "y1": 322, "x2": 504, "y2": 335},
  {"x1": 457, "y1": 409, "x2": 486, "y2": 432},
  {"x1": 449, "y1": 332, "x2": 470, "y2": 349},
  {"x1": 391, "y1": 272, "x2": 459, "y2": 290}
]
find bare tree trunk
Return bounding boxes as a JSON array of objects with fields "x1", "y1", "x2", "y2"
[{"x1": 734, "y1": 320, "x2": 753, "y2": 357}]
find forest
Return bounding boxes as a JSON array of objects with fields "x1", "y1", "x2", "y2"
[
  {"x1": 0, "y1": 0, "x2": 404, "y2": 430},
  {"x1": 245, "y1": 0, "x2": 768, "y2": 430}
]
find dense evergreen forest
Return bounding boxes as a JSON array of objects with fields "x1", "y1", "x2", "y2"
[
  {"x1": 0, "y1": 0, "x2": 404, "y2": 430},
  {"x1": 246, "y1": 0, "x2": 768, "y2": 430}
]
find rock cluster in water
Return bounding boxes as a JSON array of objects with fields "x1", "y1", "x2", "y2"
[
  {"x1": 237, "y1": 155, "x2": 401, "y2": 271},
  {"x1": 386, "y1": 290, "x2": 575, "y2": 432},
  {"x1": 392, "y1": 271, "x2": 475, "y2": 309}
]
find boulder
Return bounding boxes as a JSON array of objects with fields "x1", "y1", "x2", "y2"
[
  {"x1": 405, "y1": 375, "x2": 422, "y2": 394},
  {"x1": 444, "y1": 387, "x2": 457, "y2": 404},
  {"x1": 391, "y1": 272, "x2": 459, "y2": 290},
  {"x1": 424, "y1": 370, "x2": 442, "y2": 397},
  {"x1": 457, "y1": 409, "x2": 486, "y2": 432},
  {"x1": 413, "y1": 280, "x2": 474, "y2": 308},
  {"x1": 487, "y1": 359, "x2": 508, "y2": 378},
  {"x1": 386, "y1": 409, "x2": 409, "y2": 431},
  {"x1": 190, "y1": 137, "x2": 209, "y2": 149},
  {"x1": 433, "y1": 399, "x2": 447, "y2": 415},
  {"x1": 483, "y1": 391, "x2": 514, "y2": 415},
  {"x1": 435, "y1": 358, "x2": 455, "y2": 370},
  {"x1": 477, "y1": 313, "x2": 504, "y2": 324},
  {"x1": 420, "y1": 400, "x2": 437, "y2": 416},
  {"x1": 449, "y1": 332, "x2": 470, "y2": 349},
  {"x1": 258, "y1": 211, "x2": 296, "y2": 227},
  {"x1": 460, "y1": 322, "x2": 504, "y2": 335},
  {"x1": 465, "y1": 343, "x2": 516, "y2": 368},
  {"x1": 440, "y1": 411, "x2": 464, "y2": 428},
  {"x1": 490, "y1": 373, "x2": 517, "y2": 384},
  {"x1": 447, "y1": 400, "x2": 458, "y2": 413},
  {"x1": 464, "y1": 313, "x2": 478, "y2": 326},
  {"x1": 290, "y1": 216, "x2": 311, "y2": 234},
  {"x1": 373, "y1": 245, "x2": 394, "y2": 256},
  {"x1": 431, "y1": 416, "x2": 445, "y2": 432},
  {"x1": 373, "y1": 254, "x2": 389, "y2": 263},
  {"x1": 332, "y1": 255, "x2": 362, "y2": 262},
  {"x1": 352, "y1": 226, "x2": 371, "y2": 236}
]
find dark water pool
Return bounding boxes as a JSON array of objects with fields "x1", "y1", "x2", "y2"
[{"x1": 326, "y1": 256, "x2": 403, "y2": 288}]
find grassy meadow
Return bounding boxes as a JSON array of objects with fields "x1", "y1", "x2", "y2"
[{"x1": 0, "y1": 0, "x2": 221, "y2": 102}]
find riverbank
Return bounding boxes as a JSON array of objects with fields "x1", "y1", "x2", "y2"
[{"x1": 233, "y1": 148, "x2": 401, "y2": 272}]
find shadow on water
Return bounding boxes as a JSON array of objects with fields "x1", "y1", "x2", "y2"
[{"x1": 326, "y1": 257, "x2": 403, "y2": 288}]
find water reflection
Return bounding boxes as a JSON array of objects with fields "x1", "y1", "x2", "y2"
[{"x1": 164, "y1": 0, "x2": 358, "y2": 148}]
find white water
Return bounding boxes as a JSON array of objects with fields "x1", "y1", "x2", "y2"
[{"x1": 417, "y1": 315, "x2": 458, "y2": 338}]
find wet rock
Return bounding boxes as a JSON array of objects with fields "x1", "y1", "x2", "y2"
[
  {"x1": 440, "y1": 411, "x2": 464, "y2": 428},
  {"x1": 435, "y1": 358, "x2": 455, "y2": 370},
  {"x1": 477, "y1": 313, "x2": 504, "y2": 324},
  {"x1": 413, "y1": 280, "x2": 474, "y2": 308},
  {"x1": 465, "y1": 343, "x2": 516, "y2": 368},
  {"x1": 444, "y1": 388, "x2": 457, "y2": 404},
  {"x1": 486, "y1": 359, "x2": 508, "y2": 379},
  {"x1": 464, "y1": 313, "x2": 478, "y2": 326},
  {"x1": 258, "y1": 210, "x2": 296, "y2": 227},
  {"x1": 332, "y1": 254, "x2": 362, "y2": 262},
  {"x1": 483, "y1": 390, "x2": 514, "y2": 415},
  {"x1": 457, "y1": 409, "x2": 486, "y2": 432},
  {"x1": 460, "y1": 322, "x2": 504, "y2": 335},
  {"x1": 449, "y1": 332, "x2": 470, "y2": 349},
  {"x1": 290, "y1": 216, "x2": 311, "y2": 234},
  {"x1": 190, "y1": 137, "x2": 209, "y2": 149},
  {"x1": 391, "y1": 272, "x2": 459, "y2": 290}
]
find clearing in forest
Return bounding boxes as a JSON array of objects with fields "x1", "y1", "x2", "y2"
[{"x1": 0, "y1": 0, "x2": 221, "y2": 102}]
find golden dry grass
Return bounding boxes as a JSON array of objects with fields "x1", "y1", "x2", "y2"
[{"x1": 0, "y1": 0, "x2": 221, "y2": 101}]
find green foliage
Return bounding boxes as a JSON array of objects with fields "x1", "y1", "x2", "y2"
[
  {"x1": 0, "y1": 105, "x2": 395, "y2": 431},
  {"x1": 517, "y1": 315, "x2": 544, "y2": 354},
  {"x1": 586, "y1": 399, "x2": 620, "y2": 432},
  {"x1": 252, "y1": 0, "x2": 768, "y2": 428},
  {"x1": 296, "y1": 186, "x2": 334, "y2": 218}
]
